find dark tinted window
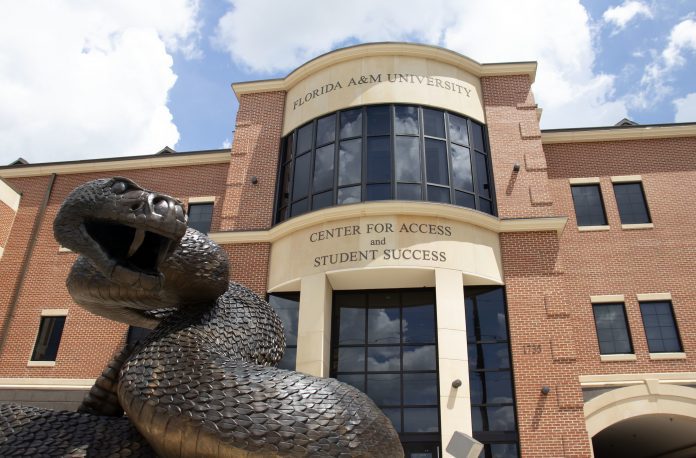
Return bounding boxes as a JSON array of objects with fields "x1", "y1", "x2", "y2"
[
  {"x1": 571, "y1": 184, "x2": 607, "y2": 226},
  {"x1": 268, "y1": 293, "x2": 300, "y2": 370},
  {"x1": 188, "y1": 203, "x2": 213, "y2": 234},
  {"x1": 465, "y1": 287, "x2": 519, "y2": 454},
  {"x1": 276, "y1": 105, "x2": 495, "y2": 224},
  {"x1": 593, "y1": 303, "x2": 632, "y2": 354},
  {"x1": 366, "y1": 105, "x2": 390, "y2": 136},
  {"x1": 316, "y1": 114, "x2": 336, "y2": 146},
  {"x1": 425, "y1": 139, "x2": 448, "y2": 185},
  {"x1": 31, "y1": 315, "x2": 66, "y2": 361},
  {"x1": 613, "y1": 182, "x2": 651, "y2": 224},
  {"x1": 332, "y1": 289, "x2": 439, "y2": 444},
  {"x1": 367, "y1": 137, "x2": 391, "y2": 183},
  {"x1": 640, "y1": 301, "x2": 681, "y2": 353}
]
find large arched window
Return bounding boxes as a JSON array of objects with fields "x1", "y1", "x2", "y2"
[{"x1": 275, "y1": 104, "x2": 495, "y2": 224}]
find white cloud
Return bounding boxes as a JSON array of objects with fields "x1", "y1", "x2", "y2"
[
  {"x1": 221, "y1": 138, "x2": 232, "y2": 148},
  {"x1": 603, "y1": 1, "x2": 653, "y2": 33},
  {"x1": 0, "y1": 1, "x2": 201, "y2": 164},
  {"x1": 674, "y1": 93, "x2": 696, "y2": 122},
  {"x1": 214, "y1": 0, "x2": 627, "y2": 128},
  {"x1": 638, "y1": 18, "x2": 696, "y2": 108}
]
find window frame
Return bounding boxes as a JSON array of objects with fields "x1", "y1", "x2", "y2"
[
  {"x1": 330, "y1": 288, "x2": 441, "y2": 445},
  {"x1": 186, "y1": 198, "x2": 215, "y2": 234},
  {"x1": 639, "y1": 300, "x2": 683, "y2": 354},
  {"x1": 612, "y1": 180, "x2": 652, "y2": 225},
  {"x1": 274, "y1": 104, "x2": 496, "y2": 224},
  {"x1": 29, "y1": 311, "x2": 68, "y2": 364},
  {"x1": 591, "y1": 302, "x2": 634, "y2": 355},
  {"x1": 267, "y1": 292, "x2": 300, "y2": 371},
  {"x1": 570, "y1": 182, "x2": 608, "y2": 228}
]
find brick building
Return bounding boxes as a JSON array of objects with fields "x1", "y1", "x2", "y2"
[{"x1": 1, "y1": 43, "x2": 696, "y2": 457}]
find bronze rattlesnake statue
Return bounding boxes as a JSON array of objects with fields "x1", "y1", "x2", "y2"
[{"x1": 0, "y1": 177, "x2": 403, "y2": 457}]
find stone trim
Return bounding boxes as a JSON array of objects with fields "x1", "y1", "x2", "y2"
[
  {"x1": 636, "y1": 292, "x2": 672, "y2": 301},
  {"x1": 187, "y1": 196, "x2": 216, "y2": 204},
  {"x1": 542, "y1": 123, "x2": 696, "y2": 144},
  {"x1": 610, "y1": 175, "x2": 642, "y2": 183},
  {"x1": 578, "y1": 225, "x2": 610, "y2": 232},
  {"x1": 649, "y1": 352, "x2": 686, "y2": 360},
  {"x1": 0, "y1": 378, "x2": 93, "y2": 389},
  {"x1": 569, "y1": 177, "x2": 600, "y2": 185},
  {"x1": 208, "y1": 202, "x2": 568, "y2": 245},
  {"x1": 599, "y1": 354, "x2": 636, "y2": 362},
  {"x1": 41, "y1": 309, "x2": 68, "y2": 317},
  {"x1": 622, "y1": 223, "x2": 654, "y2": 230},
  {"x1": 590, "y1": 295, "x2": 625, "y2": 303}
]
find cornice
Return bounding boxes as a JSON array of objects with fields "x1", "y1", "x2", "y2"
[
  {"x1": 232, "y1": 43, "x2": 537, "y2": 98},
  {"x1": 542, "y1": 123, "x2": 696, "y2": 144},
  {"x1": 0, "y1": 152, "x2": 230, "y2": 178},
  {"x1": 209, "y1": 201, "x2": 567, "y2": 244}
]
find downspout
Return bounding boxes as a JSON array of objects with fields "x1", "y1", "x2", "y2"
[{"x1": 0, "y1": 173, "x2": 57, "y2": 358}]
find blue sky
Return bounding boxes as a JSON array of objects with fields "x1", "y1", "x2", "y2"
[{"x1": 1, "y1": 0, "x2": 695, "y2": 164}]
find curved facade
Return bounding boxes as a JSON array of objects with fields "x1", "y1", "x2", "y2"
[{"x1": 1, "y1": 43, "x2": 696, "y2": 458}]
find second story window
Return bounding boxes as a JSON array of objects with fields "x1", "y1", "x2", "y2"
[
  {"x1": 31, "y1": 315, "x2": 66, "y2": 362},
  {"x1": 571, "y1": 184, "x2": 607, "y2": 227},
  {"x1": 592, "y1": 303, "x2": 632, "y2": 355},
  {"x1": 613, "y1": 182, "x2": 651, "y2": 224},
  {"x1": 639, "y1": 301, "x2": 682, "y2": 353},
  {"x1": 188, "y1": 202, "x2": 213, "y2": 234}
]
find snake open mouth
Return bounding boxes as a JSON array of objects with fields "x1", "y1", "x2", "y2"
[{"x1": 84, "y1": 221, "x2": 177, "y2": 276}]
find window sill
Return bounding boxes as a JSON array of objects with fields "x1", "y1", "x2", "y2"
[
  {"x1": 600, "y1": 354, "x2": 636, "y2": 362},
  {"x1": 27, "y1": 361, "x2": 56, "y2": 367},
  {"x1": 578, "y1": 225, "x2": 610, "y2": 232},
  {"x1": 622, "y1": 223, "x2": 654, "y2": 230},
  {"x1": 649, "y1": 352, "x2": 685, "y2": 360}
]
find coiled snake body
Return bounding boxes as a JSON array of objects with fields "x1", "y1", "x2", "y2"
[{"x1": 0, "y1": 178, "x2": 403, "y2": 457}]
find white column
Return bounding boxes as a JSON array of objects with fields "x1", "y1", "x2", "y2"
[
  {"x1": 435, "y1": 268, "x2": 473, "y2": 456},
  {"x1": 295, "y1": 273, "x2": 333, "y2": 377}
]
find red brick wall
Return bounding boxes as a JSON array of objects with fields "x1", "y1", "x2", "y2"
[
  {"x1": 481, "y1": 75, "x2": 556, "y2": 219},
  {"x1": 223, "y1": 243, "x2": 271, "y2": 298},
  {"x1": 221, "y1": 91, "x2": 286, "y2": 231},
  {"x1": 495, "y1": 135, "x2": 696, "y2": 456},
  {"x1": 0, "y1": 200, "x2": 15, "y2": 249},
  {"x1": 0, "y1": 162, "x2": 231, "y2": 379}
]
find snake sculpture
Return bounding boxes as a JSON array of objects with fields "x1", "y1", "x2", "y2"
[{"x1": 0, "y1": 177, "x2": 403, "y2": 457}]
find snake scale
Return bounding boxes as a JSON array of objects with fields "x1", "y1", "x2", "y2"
[{"x1": 0, "y1": 177, "x2": 403, "y2": 457}]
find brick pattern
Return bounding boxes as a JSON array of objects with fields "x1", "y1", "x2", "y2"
[
  {"x1": 494, "y1": 135, "x2": 696, "y2": 456},
  {"x1": 221, "y1": 91, "x2": 286, "y2": 231},
  {"x1": 481, "y1": 75, "x2": 555, "y2": 219},
  {"x1": 0, "y1": 200, "x2": 15, "y2": 249},
  {"x1": 223, "y1": 243, "x2": 271, "y2": 298},
  {"x1": 0, "y1": 162, "x2": 230, "y2": 379}
]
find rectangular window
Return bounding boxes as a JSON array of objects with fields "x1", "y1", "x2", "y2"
[
  {"x1": 592, "y1": 303, "x2": 633, "y2": 354},
  {"x1": 188, "y1": 202, "x2": 213, "y2": 234},
  {"x1": 613, "y1": 182, "x2": 651, "y2": 224},
  {"x1": 465, "y1": 287, "x2": 519, "y2": 455},
  {"x1": 268, "y1": 293, "x2": 300, "y2": 370},
  {"x1": 31, "y1": 315, "x2": 66, "y2": 361},
  {"x1": 571, "y1": 184, "x2": 607, "y2": 226},
  {"x1": 639, "y1": 301, "x2": 682, "y2": 353}
]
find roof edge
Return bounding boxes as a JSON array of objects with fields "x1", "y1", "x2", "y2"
[
  {"x1": 0, "y1": 149, "x2": 231, "y2": 179},
  {"x1": 232, "y1": 42, "x2": 537, "y2": 98},
  {"x1": 541, "y1": 122, "x2": 696, "y2": 144}
]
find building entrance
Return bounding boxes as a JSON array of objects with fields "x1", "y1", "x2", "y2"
[{"x1": 330, "y1": 289, "x2": 441, "y2": 456}]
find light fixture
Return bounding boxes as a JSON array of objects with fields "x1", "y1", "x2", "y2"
[
  {"x1": 541, "y1": 386, "x2": 551, "y2": 395},
  {"x1": 250, "y1": 176, "x2": 259, "y2": 185},
  {"x1": 452, "y1": 379, "x2": 462, "y2": 388},
  {"x1": 513, "y1": 162, "x2": 521, "y2": 172}
]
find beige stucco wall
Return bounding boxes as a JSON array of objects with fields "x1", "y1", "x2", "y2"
[
  {"x1": 283, "y1": 55, "x2": 485, "y2": 135},
  {"x1": 268, "y1": 214, "x2": 503, "y2": 292}
]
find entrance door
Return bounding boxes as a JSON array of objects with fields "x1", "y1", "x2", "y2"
[{"x1": 331, "y1": 289, "x2": 441, "y2": 455}]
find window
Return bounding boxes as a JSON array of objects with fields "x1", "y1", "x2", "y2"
[
  {"x1": 331, "y1": 289, "x2": 440, "y2": 450},
  {"x1": 571, "y1": 184, "x2": 607, "y2": 226},
  {"x1": 613, "y1": 182, "x2": 651, "y2": 224},
  {"x1": 639, "y1": 301, "x2": 682, "y2": 353},
  {"x1": 31, "y1": 315, "x2": 66, "y2": 361},
  {"x1": 268, "y1": 293, "x2": 300, "y2": 370},
  {"x1": 187, "y1": 202, "x2": 213, "y2": 234},
  {"x1": 592, "y1": 303, "x2": 632, "y2": 354},
  {"x1": 275, "y1": 105, "x2": 496, "y2": 223},
  {"x1": 465, "y1": 287, "x2": 519, "y2": 457}
]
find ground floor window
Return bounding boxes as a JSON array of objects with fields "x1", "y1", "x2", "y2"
[
  {"x1": 331, "y1": 289, "x2": 440, "y2": 456},
  {"x1": 465, "y1": 286, "x2": 519, "y2": 457}
]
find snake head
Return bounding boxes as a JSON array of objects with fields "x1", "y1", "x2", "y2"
[{"x1": 54, "y1": 177, "x2": 188, "y2": 291}]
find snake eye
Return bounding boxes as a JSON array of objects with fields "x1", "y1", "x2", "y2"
[{"x1": 111, "y1": 181, "x2": 128, "y2": 194}]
